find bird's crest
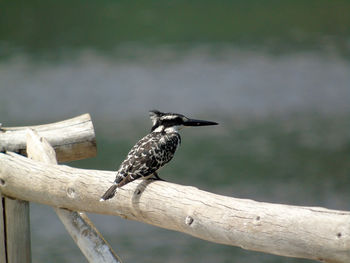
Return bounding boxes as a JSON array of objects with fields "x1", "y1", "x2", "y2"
[{"x1": 149, "y1": 110, "x2": 163, "y2": 126}]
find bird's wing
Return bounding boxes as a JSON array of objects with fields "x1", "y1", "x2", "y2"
[{"x1": 118, "y1": 133, "x2": 162, "y2": 179}]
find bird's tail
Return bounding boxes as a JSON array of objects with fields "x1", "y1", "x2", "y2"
[
  {"x1": 100, "y1": 183, "x2": 118, "y2": 201},
  {"x1": 100, "y1": 174, "x2": 125, "y2": 201}
]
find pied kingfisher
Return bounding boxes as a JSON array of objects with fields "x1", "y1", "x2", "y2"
[{"x1": 100, "y1": 110, "x2": 218, "y2": 201}]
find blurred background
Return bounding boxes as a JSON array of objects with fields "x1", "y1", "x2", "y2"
[{"x1": 1, "y1": 1, "x2": 350, "y2": 262}]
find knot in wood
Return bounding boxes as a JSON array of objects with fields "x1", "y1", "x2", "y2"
[
  {"x1": 185, "y1": 216, "x2": 194, "y2": 226},
  {"x1": 67, "y1": 187, "x2": 76, "y2": 198}
]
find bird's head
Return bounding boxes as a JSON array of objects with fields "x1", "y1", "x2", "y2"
[{"x1": 149, "y1": 110, "x2": 218, "y2": 133}]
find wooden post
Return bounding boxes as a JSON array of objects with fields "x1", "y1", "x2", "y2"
[
  {"x1": 0, "y1": 114, "x2": 109, "y2": 262},
  {"x1": 3, "y1": 198, "x2": 31, "y2": 263},
  {"x1": 0, "y1": 193, "x2": 6, "y2": 263},
  {"x1": 1, "y1": 170, "x2": 31, "y2": 263},
  {"x1": 26, "y1": 129, "x2": 122, "y2": 263}
]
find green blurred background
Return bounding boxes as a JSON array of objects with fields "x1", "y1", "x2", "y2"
[{"x1": 1, "y1": 1, "x2": 350, "y2": 262}]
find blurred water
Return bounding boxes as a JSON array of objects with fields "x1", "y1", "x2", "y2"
[{"x1": 1, "y1": 47, "x2": 349, "y2": 125}]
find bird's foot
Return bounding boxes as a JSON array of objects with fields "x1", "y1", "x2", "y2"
[{"x1": 153, "y1": 172, "x2": 166, "y2": 181}]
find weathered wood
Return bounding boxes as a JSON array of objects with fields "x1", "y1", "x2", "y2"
[
  {"x1": 26, "y1": 129, "x2": 122, "y2": 263},
  {"x1": 26, "y1": 129, "x2": 57, "y2": 164},
  {"x1": 0, "y1": 114, "x2": 96, "y2": 163},
  {"x1": 0, "y1": 152, "x2": 349, "y2": 263},
  {"x1": 56, "y1": 209, "x2": 122, "y2": 263},
  {"x1": 4, "y1": 198, "x2": 31, "y2": 263},
  {"x1": 0, "y1": 193, "x2": 6, "y2": 263}
]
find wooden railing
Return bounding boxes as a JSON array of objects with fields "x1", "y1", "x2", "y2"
[{"x1": 0, "y1": 114, "x2": 349, "y2": 263}]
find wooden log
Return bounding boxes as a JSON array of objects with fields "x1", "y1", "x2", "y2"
[
  {"x1": 0, "y1": 149, "x2": 31, "y2": 263},
  {"x1": 0, "y1": 152, "x2": 349, "y2": 262},
  {"x1": 4, "y1": 198, "x2": 31, "y2": 263},
  {"x1": 56, "y1": 209, "x2": 122, "y2": 263},
  {"x1": 26, "y1": 129, "x2": 57, "y2": 164},
  {"x1": 26, "y1": 129, "x2": 122, "y2": 263},
  {"x1": 0, "y1": 114, "x2": 96, "y2": 163}
]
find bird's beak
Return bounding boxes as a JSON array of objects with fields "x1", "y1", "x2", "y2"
[{"x1": 183, "y1": 118, "x2": 218, "y2": 127}]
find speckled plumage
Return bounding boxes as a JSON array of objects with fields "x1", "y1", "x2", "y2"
[
  {"x1": 100, "y1": 110, "x2": 217, "y2": 201},
  {"x1": 116, "y1": 131, "x2": 181, "y2": 185},
  {"x1": 100, "y1": 128, "x2": 181, "y2": 201}
]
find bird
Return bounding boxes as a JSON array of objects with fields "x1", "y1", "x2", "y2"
[{"x1": 100, "y1": 110, "x2": 218, "y2": 201}]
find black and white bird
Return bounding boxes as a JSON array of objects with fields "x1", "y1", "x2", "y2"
[{"x1": 100, "y1": 110, "x2": 218, "y2": 201}]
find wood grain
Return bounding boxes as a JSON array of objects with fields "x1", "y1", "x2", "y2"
[
  {"x1": 26, "y1": 129, "x2": 121, "y2": 263},
  {"x1": 0, "y1": 152, "x2": 349, "y2": 263},
  {"x1": 0, "y1": 114, "x2": 96, "y2": 162},
  {"x1": 4, "y1": 198, "x2": 31, "y2": 263}
]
